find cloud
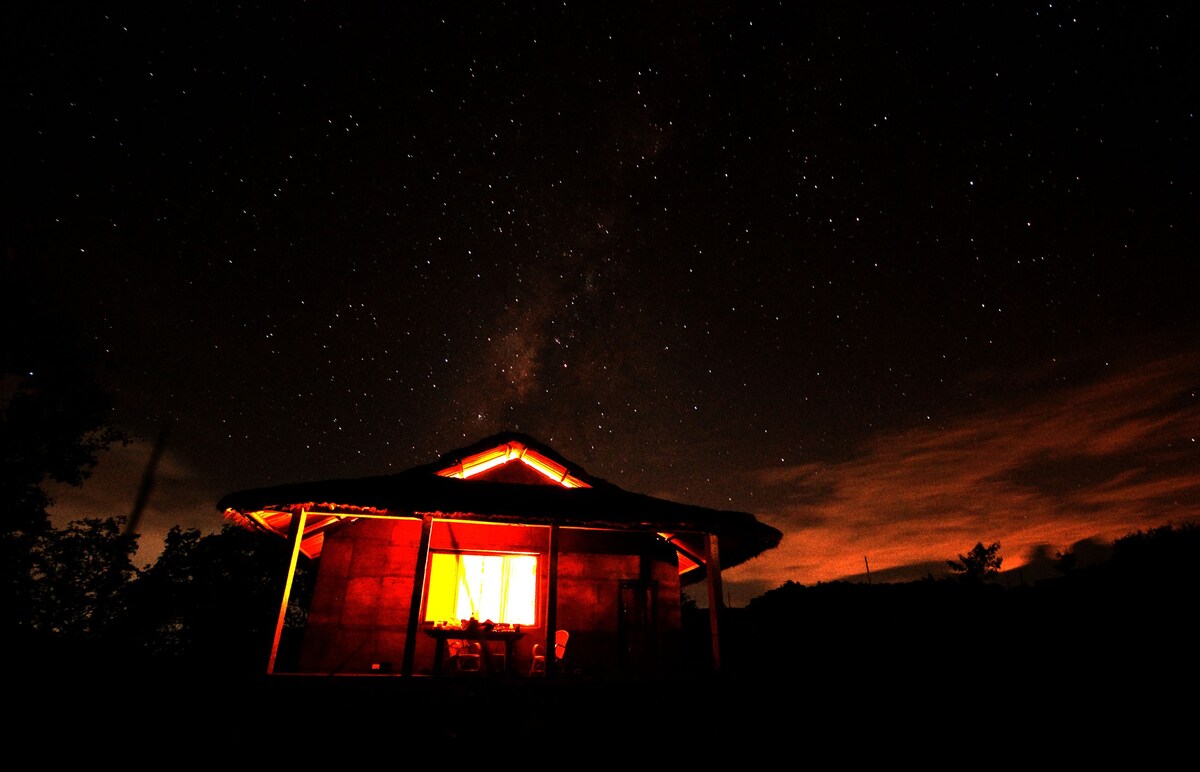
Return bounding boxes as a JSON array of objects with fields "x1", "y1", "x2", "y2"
[
  {"x1": 729, "y1": 352, "x2": 1200, "y2": 593},
  {"x1": 47, "y1": 434, "x2": 226, "y2": 568}
]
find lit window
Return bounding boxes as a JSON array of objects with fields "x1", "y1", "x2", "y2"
[{"x1": 424, "y1": 552, "x2": 537, "y2": 626}]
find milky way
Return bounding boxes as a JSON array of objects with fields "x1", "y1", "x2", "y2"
[{"x1": 11, "y1": 2, "x2": 1197, "y2": 604}]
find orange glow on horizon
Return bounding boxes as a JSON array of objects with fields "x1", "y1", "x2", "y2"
[{"x1": 734, "y1": 352, "x2": 1200, "y2": 595}]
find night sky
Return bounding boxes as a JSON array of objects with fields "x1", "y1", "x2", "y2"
[{"x1": 9, "y1": 3, "x2": 1198, "y2": 605}]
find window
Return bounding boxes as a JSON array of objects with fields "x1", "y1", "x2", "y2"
[{"x1": 424, "y1": 552, "x2": 538, "y2": 626}]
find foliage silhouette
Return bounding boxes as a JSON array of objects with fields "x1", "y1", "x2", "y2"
[
  {"x1": 28, "y1": 516, "x2": 139, "y2": 638},
  {"x1": 947, "y1": 541, "x2": 1002, "y2": 582},
  {"x1": 1054, "y1": 548, "x2": 1077, "y2": 574},
  {"x1": 2, "y1": 254, "x2": 125, "y2": 654},
  {"x1": 125, "y1": 523, "x2": 312, "y2": 674}
]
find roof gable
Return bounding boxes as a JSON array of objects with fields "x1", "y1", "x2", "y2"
[
  {"x1": 433, "y1": 434, "x2": 593, "y2": 488},
  {"x1": 217, "y1": 430, "x2": 782, "y2": 581}
]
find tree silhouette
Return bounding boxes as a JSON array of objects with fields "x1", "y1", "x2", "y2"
[
  {"x1": 2, "y1": 253, "x2": 125, "y2": 650},
  {"x1": 1054, "y1": 548, "x2": 1077, "y2": 575},
  {"x1": 26, "y1": 516, "x2": 139, "y2": 666},
  {"x1": 947, "y1": 541, "x2": 1002, "y2": 582},
  {"x1": 127, "y1": 523, "x2": 312, "y2": 674}
]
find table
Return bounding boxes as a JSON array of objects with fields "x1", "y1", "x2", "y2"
[{"x1": 424, "y1": 625, "x2": 526, "y2": 676}]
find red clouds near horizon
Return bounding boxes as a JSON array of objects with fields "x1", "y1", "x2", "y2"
[{"x1": 728, "y1": 351, "x2": 1199, "y2": 600}]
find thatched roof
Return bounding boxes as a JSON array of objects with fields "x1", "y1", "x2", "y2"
[{"x1": 217, "y1": 431, "x2": 782, "y2": 584}]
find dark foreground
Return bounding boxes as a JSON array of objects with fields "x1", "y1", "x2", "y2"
[{"x1": 19, "y1": 649, "x2": 1192, "y2": 762}]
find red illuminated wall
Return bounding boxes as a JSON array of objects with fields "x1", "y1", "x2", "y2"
[{"x1": 295, "y1": 517, "x2": 683, "y2": 676}]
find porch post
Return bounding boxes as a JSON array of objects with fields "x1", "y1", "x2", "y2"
[
  {"x1": 401, "y1": 513, "x2": 435, "y2": 677},
  {"x1": 704, "y1": 532, "x2": 724, "y2": 674},
  {"x1": 267, "y1": 508, "x2": 308, "y2": 675},
  {"x1": 546, "y1": 523, "x2": 560, "y2": 677}
]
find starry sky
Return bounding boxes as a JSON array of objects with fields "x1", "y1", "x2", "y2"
[{"x1": 9, "y1": 2, "x2": 1198, "y2": 606}]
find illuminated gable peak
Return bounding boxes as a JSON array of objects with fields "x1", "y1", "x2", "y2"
[{"x1": 435, "y1": 439, "x2": 591, "y2": 488}]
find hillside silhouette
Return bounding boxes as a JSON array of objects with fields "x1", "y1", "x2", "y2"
[
  {"x1": 706, "y1": 523, "x2": 1198, "y2": 679},
  {"x1": 9, "y1": 521, "x2": 1193, "y2": 758}
]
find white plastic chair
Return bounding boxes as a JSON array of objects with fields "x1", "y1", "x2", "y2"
[{"x1": 529, "y1": 629, "x2": 569, "y2": 675}]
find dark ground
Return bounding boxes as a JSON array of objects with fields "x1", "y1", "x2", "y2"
[
  {"x1": 19, "y1": 526, "x2": 1196, "y2": 759},
  {"x1": 20, "y1": 645, "x2": 1191, "y2": 762}
]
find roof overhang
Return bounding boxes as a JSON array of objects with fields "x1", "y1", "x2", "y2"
[{"x1": 217, "y1": 433, "x2": 782, "y2": 584}]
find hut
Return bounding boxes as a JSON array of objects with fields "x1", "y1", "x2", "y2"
[{"x1": 217, "y1": 431, "x2": 781, "y2": 678}]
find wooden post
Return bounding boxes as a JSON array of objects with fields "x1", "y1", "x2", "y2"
[
  {"x1": 705, "y1": 532, "x2": 723, "y2": 674},
  {"x1": 546, "y1": 524, "x2": 560, "y2": 677},
  {"x1": 401, "y1": 513, "x2": 434, "y2": 677},
  {"x1": 267, "y1": 508, "x2": 308, "y2": 675}
]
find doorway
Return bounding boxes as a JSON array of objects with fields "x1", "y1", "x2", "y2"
[{"x1": 617, "y1": 579, "x2": 658, "y2": 674}]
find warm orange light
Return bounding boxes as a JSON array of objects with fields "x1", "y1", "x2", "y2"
[
  {"x1": 521, "y1": 448, "x2": 590, "y2": 487},
  {"x1": 518, "y1": 451, "x2": 566, "y2": 482},
  {"x1": 660, "y1": 532, "x2": 706, "y2": 575},
  {"x1": 225, "y1": 508, "x2": 361, "y2": 560},
  {"x1": 437, "y1": 441, "x2": 591, "y2": 488},
  {"x1": 438, "y1": 445, "x2": 514, "y2": 479}
]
